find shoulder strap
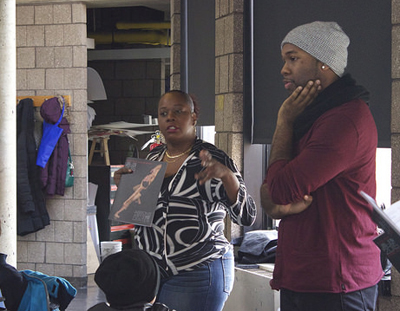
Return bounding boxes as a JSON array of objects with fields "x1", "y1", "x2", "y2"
[{"x1": 55, "y1": 97, "x2": 65, "y2": 126}]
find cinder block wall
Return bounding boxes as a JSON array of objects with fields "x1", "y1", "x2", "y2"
[
  {"x1": 16, "y1": 3, "x2": 88, "y2": 288},
  {"x1": 88, "y1": 59, "x2": 162, "y2": 164},
  {"x1": 215, "y1": 0, "x2": 245, "y2": 241}
]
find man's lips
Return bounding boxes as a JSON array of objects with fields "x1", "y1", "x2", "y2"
[{"x1": 283, "y1": 79, "x2": 295, "y2": 90}]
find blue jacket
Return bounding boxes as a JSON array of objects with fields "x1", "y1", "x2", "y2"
[{"x1": 18, "y1": 270, "x2": 76, "y2": 311}]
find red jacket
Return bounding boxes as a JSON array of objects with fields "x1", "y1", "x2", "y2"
[{"x1": 266, "y1": 99, "x2": 383, "y2": 293}]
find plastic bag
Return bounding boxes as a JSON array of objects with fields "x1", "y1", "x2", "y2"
[
  {"x1": 36, "y1": 99, "x2": 65, "y2": 168},
  {"x1": 65, "y1": 148, "x2": 74, "y2": 187}
]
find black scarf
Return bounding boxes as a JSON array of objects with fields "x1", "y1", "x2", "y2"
[{"x1": 293, "y1": 74, "x2": 370, "y2": 142}]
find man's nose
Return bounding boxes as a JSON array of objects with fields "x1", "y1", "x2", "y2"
[{"x1": 281, "y1": 63, "x2": 289, "y2": 76}]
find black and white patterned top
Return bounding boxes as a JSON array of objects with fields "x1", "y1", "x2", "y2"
[{"x1": 134, "y1": 138, "x2": 257, "y2": 278}]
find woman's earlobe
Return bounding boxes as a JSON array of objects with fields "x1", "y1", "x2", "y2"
[{"x1": 192, "y1": 113, "x2": 198, "y2": 125}]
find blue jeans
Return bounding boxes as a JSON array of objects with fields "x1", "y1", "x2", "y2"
[
  {"x1": 156, "y1": 249, "x2": 234, "y2": 311},
  {"x1": 280, "y1": 284, "x2": 378, "y2": 311}
]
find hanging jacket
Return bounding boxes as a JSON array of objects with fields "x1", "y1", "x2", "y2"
[
  {"x1": 39, "y1": 97, "x2": 71, "y2": 196},
  {"x1": 17, "y1": 98, "x2": 50, "y2": 236}
]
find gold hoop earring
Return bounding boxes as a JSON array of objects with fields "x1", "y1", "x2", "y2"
[{"x1": 160, "y1": 132, "x2": 165, "y2": 144}]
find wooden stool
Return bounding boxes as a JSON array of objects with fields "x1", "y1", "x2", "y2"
[{"x1": 89, "y1": 136, "x2": 110, "y2": 165}]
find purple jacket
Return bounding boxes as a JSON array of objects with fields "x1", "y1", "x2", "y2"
[{"x1": 39, "y1": 97, "x2": 71, "y2": 196}]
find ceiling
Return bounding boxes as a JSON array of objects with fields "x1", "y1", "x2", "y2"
[
  {"x1": 16, "y1": 0, "x2": 172, "y2": 56},
  {"x1": 16, "y1": 0, "x2": 170, "y2": 12}
]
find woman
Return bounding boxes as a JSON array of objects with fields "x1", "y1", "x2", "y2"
[{"x1": 114, "y1": 90, "x2": 256, "y2": 311}]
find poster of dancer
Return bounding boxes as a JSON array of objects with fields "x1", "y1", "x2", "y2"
[{"x1": 109, "y1": 158, "x2": 167, "y2": 226}]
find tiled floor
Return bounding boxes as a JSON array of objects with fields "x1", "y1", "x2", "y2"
[{"x1": 67, "y1": 274, "x2": 106, "y2": 311}]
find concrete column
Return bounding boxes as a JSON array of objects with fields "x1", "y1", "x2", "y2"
[
  {"x1": 0, "y1": 0, "x2": 17, "y2": 266},
  {"x1": 215, "y1": 0, "x2": 246, "y2": 241},
  {"x1": 170, "y1": 0, "x2": 181, "y2": 89}
]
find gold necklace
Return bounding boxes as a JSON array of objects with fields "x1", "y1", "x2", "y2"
[{"x1": 165, "y1": 145, "x2": 192, "y2": 159}]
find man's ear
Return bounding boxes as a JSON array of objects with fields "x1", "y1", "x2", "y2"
[{"x1": 321, "y1": 64, "x2": 329, "y2": 71}]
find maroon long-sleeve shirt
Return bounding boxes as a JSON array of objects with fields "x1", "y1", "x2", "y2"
[{"x1": 266, "y1": 99, "x2": 383, "y2": 293}]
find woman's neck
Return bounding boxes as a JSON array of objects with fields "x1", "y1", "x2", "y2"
[{"x1": 166, "y1": 138, "x2": 196, "y2": 156}]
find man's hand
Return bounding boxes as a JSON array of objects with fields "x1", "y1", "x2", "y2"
[
  {"x1": 286, "y1": 194, "x2": 313, "y2": 215},
  {"x1": 260, "y1": 183, "x2": 313, "y2": 219},
  {"x1": 268, "y1": 80, "x2": 321, "y2": 166},
  {"x1": 277, "y1": 80, "x2": 321, "y2": 125}
]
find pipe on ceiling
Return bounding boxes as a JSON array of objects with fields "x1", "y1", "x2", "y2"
[
  {"x1": 88, "y1": 30, "x2": 171, "y2": 46},
  {"x1": 115, "y1": 22, "x2": 171, "y2": 30}
]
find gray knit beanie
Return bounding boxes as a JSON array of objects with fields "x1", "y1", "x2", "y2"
[{"x1": 281, "y1": 21, "x2": 350, "y2": 77}]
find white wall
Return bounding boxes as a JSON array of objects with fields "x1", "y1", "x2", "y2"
[{"x1": 223, "y1": 267, "x2": 280, "y2": 311}]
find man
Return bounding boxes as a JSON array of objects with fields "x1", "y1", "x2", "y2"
[
  {"x1": 88, "y1": 249, "x2": 175, "y2": 311},
  {"x1": 260, "y1": 21, "x2": 383, "y2": 311}
]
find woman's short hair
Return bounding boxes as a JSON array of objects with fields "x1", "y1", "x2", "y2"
[{"x1": 163, "y1": 90, "x2": 200, "y2": 116}]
